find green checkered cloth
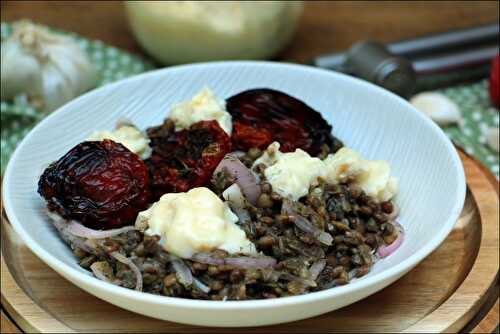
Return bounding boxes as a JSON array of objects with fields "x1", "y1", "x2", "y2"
[
  {"x1": 440, "y1": 80, "x2": 499, "y2": 178},
  {"x1": 1, "y1": 22, "x2": 499, "y2": 178},
  {"x1": 0, "y1": 22, "x2": 155, "y2": 174}
]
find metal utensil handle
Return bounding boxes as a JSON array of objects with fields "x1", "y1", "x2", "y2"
[
  {"x1": 314, "y1": 23, "x2": 499, "y2": 70},
  {"x1": 413, "y1": 44, "x2": 498, "y2": 74},
  {"x1": 388, "y1": 23, "x2": 499, "y2": 57}
]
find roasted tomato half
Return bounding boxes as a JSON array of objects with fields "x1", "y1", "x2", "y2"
[
  {"x1": 38, "y1": 140, "x2": 151, "y2": 229},
  {"x1": 226, "y1": 88, "x2": 343, "y2": 156},
  {"x1": 146, "y1": 120, "x2": 231, "y2": 199}
]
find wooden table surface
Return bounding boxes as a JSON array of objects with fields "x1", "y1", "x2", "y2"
[
  {"x1": 1, "y1": 1, "x2": 499, "y2": 333},
  {"x1": 1, "y1": 1, "x2": 499, "y2": 63}
]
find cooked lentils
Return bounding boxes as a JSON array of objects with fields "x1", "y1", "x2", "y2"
[{"x1": 67, "y1": 148, "x2": 399, "y2": 300}]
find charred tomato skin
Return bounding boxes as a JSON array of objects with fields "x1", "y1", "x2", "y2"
[
  {"x1": 146, "y1": 120, "x2": 232, "y2": 199},
  {"x1": 226, "y1": 88, "x2": 343, "y2": 156},
  {"x1": 38, "y1": 139, "x2": 151, "y2": 229}
]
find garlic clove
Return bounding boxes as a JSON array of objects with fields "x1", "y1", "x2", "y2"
[
  {"x1": 410, "y1": 92, "x2": 462, "y2": 126},
  {"x1": 486, "y1": 127, "x2": 499, "y2": 152}
]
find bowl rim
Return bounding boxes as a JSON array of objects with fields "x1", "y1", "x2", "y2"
[{"x1": 2, "y1": 60, "x2": 466, "y2": 311}]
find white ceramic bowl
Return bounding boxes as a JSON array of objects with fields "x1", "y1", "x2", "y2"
[{"x1": 2, "y1": 61, "x2": 466, "y2": 327}]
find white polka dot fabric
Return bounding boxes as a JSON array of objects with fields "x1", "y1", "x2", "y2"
[{"x1": 440, "y1": 80, "x2": 499, "y2": 179}]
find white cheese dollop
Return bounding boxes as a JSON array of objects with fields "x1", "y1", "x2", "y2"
[
  {"x1": 324, "y1": 148, "x2": 398, "y2": 202},
  {"x1": 255, "y1": 143, "x2": 398, "y2": 202},
  {"x1": 254, "y1": 142, "x2": 325, "y2": 201},
  {"x1": 135, "y1": 187, "x2": 256, "y2": 259},
  {"x1": 169, "y1": 88, "x2": 232, "y2": 135},
  {"x1": 322, "y1": 148, "x2": 367, "y2": 183},
  {"x1": 88, "y1": 125, "x2": 152, "y2": 159},
  {"x1": 357, "y1": 161, "x2": 398, "y2": 202}
]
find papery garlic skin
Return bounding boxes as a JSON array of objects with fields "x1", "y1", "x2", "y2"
[
  {"x1": 1, "y1": 39, "x2": 42, "y2": 100},
  {"x1": 410, "y1": 92, "x2": 462, "y2": 126},
  {"x1": 0, "y1": 21, "x2": 98, "y2": 112},
  {"x1": 125, "y1": 1, "x2": 303, "y2": 65}
]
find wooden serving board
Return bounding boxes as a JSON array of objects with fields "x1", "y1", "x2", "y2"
[{"x1": 1, "y1": 151, "x2": 498, "y2": 333}]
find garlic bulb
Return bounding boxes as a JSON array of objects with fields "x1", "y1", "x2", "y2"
[
  {"x1": 124, "y1": 1, "x2": 303, "y2": 65},
  {"x1": 410, "y1": 92, "x2": 462, "y2": 126},
  {"x1": 486, "y1": 127, "x2": 499, "y2": 152},
  {"x1": 1, "y1": 21, "x2": 97, "y2": 112}
]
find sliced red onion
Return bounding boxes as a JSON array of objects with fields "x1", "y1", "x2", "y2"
[
  {"x1": 71, "y1": 237, "x2": 96, "y2": 254},
  {"x1": 282, "y1": 200, "x2": 333, "y2": 246},
  {"x1": 66, "y1": 221, "x2": 136, "y2": 239},
  {"x1": 377, "y1": 225, "x2": 405, "y2": 258},
  {"x1": 110, "y1": 251, "x2": 143, "y2": 291},
  {"x1": 215, "y1": 154, "x2": 261, "y2": 205},
  {"x1": 47, "y1": 210, "x2": 71, "y2": 240},
  {"x1": 225, "y1": 256, "x2": 277, "y2": 269},
  {"x1": 51, "y1": 217, "x2": 80, "y2": 245},
  {"x1": 223, "y1": 183, "x2": 246, "y2": 207},
  {"x1": 192, "y1": 253, "x2": 277, "y2": 269},
  {"x1": 309, "y1": 259, "x2": 326, "y2": 281},
  {"x1": 46, "y1": 210, "x2": 65, "y2": 226},
  {"x1": 171, "y1": 258, "x2": 193, "y2": 287},
  {"x1": 190, "y1": 253, "x2": 225, "y2": 266},
  {"x1": 47, "y1": 210, "x2": 135, "y2": 240},
  {"x1": 193, "y1": 278, "x2": 211, "y2": 293},
  {"x1": 279, "y1": 272, "x2": 317, "y2": 287},
  {"x1": 83, "y1": 239, "x2": 104, "y2": 255},
  {"x1": 222, "y1": 184, "x2": 252, "y2": 223},
  {"x1": 46, "y1": 211, "x2": 96, "y2": 254}
]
